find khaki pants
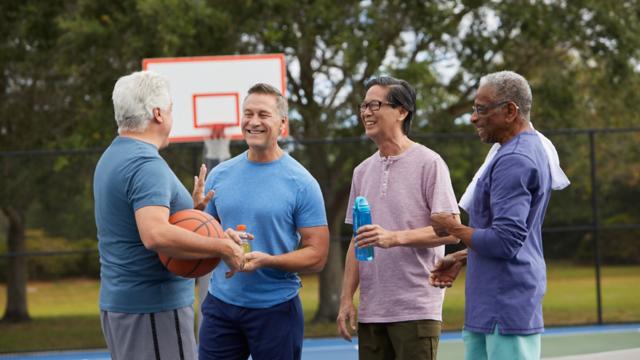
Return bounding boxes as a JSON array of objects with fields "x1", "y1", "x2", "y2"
[{"x1": 358, "y1": 319, "x2": 441, "y2": 360}]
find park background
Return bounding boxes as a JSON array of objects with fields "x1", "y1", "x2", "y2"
[{"x1": 1, "y1": 0, "x2": 639, "y2": 353}]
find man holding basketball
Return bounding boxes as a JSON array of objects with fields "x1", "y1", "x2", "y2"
[
  {"x1": 337, "y1": 76, "x2": 460, "y2": 360},
  {"x1": 199, "y1": 83, "x2": 330, "y2": 360},
  {"x1": 429, "y1": 71, "x2": 569, "y2": 360},
  {"x1": 94, "y1": 70, "x2": 244, "y2": 360}
]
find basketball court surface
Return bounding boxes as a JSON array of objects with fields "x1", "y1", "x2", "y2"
[{"x1": 1, "y1": 323, "x2": 638, "y2": 360}]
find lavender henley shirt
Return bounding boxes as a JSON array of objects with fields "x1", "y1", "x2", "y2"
[{"x1": 346, "y1": 143, "x2": 459, "y2": 323}]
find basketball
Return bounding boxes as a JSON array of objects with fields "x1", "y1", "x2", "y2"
[{"x1": 158, "y1": 209, "x2": 223, "y2": 278}]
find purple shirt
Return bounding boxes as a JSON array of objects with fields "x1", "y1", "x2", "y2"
[
  {"x1": 346, "y1": 144, "x2": 459, "y2": 322},
  {"x1": 466, "y1": 131, "x2": 552, "y2": 335}
]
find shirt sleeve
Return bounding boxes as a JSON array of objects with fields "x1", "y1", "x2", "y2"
[
  {"x1": 424, "y1": 156, "x2": 460, "y2": 215},
  {"x1": 471, "y1": 154, "x2": 538, "y2": 259},
  {"x1": 128, "y1": 159, "x2": 172, "y2": 211},
  {"x1": 294, "y1": 179, "x2": 328, "y2": 229}
]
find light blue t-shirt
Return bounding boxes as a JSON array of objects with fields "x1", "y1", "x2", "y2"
[
  {"x1": 94, "y1": 136, "x2": 194, "y2": 313},
  {"x1": 204, "y1": 151, "x2": 327, "y2": 308}
]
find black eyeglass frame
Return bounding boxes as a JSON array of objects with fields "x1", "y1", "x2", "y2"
[
  {"x1": 359, "y1": 100, "x2": 396, "y2": 113},
  {"x1": 471, "y1": 101, "x2": 517, "y2": 116}
]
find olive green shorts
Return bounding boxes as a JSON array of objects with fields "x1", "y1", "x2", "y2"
[{"x1": 358, "y1": 319, "x2": 441, "y2": 360}]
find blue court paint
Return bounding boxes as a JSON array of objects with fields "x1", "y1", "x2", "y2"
[{"x1": 1, "y1": 324, "x2": 638, "y2": 360}]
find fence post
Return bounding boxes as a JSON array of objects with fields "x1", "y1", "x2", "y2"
[{"x1": 589, "y1": 130, "x2": 603, "y2": 324}]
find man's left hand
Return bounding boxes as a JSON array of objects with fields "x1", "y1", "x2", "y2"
[
  {"x1": 242, "y1": 251, "x2": 272, "y2": 272},
  {"x1": 192, "y1": 164, "x2": 214, "y2": 210}
]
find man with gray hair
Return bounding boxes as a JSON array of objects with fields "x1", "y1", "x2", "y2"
[
  {"x1": 429, "y1": 71, "x2": 569, "y2": 360},
  {"x1": 94, "y1": 70, "x2": 244, "y2": 360}
]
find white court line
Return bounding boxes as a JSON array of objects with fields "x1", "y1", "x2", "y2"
[{"x1": 543, "y1": 347, "x2": 640, "y2": 360}]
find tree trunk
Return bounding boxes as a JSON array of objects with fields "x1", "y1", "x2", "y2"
[
  {"x1": 2, "y1": 206, "x2": 30, "y2": 323},
  {"x1": 313, "y1": 203, "x2": 346, "y2": 323}
]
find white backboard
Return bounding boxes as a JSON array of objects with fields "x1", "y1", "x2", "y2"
[{"x1": 142, "y1": 54, "x2": 287, "y2": 142}]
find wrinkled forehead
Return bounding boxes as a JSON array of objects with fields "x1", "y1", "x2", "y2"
[{"x1": 242, "y1": 93, "x2": 279, "y2": 112}]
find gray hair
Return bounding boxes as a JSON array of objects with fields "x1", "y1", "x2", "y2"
[
  {"x1": 246, "y1": 83, "x2": 288, "y2": 118},
  {"x1": 479, "y1": 71, "x2": 532, "y2": 120},
  {"x1": 112, "y1": 71, "x2": 172, "y2": 134}
]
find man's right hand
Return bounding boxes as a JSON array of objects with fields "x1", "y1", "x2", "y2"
[
  {"x1": 220, "y1": 229, "x2": 245, "y2": 275},
  {"x1": 429, "y1": 254, "x2": 464, "y2": 288},
  {"x1": 337, "y1": 300, "x2": 357, "y2": 342}
]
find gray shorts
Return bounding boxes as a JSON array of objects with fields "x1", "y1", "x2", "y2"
[{"x1": 101, "y1": 306, "x2": 197, "y2": 360}]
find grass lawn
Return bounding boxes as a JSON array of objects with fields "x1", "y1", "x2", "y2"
[{"x1": 1, "y1": 264, "x2": 639, "y2": 353}]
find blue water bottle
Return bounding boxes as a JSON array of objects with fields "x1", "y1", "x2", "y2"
[{"x1": 353, "y1": 196, "x2": 374, "y2": 261}]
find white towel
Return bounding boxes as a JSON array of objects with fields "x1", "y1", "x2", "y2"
[{"x1": 458, "y1": 123, "x2": 570, "y2": 212}]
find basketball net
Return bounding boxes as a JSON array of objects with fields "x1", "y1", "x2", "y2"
[{"x1": 204, "y1": 126, "x2": 231, "y2": 164}]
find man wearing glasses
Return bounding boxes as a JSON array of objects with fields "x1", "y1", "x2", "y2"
[
  {"x1": 429, "y1": 71, "x2": 569, "y2": 360},
  {"x1": 337, "y1": 76, "x2": 460, "y2": 359}
]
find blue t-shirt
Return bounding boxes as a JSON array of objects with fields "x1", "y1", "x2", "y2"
[
  {"x1": 204, "y1": 151, "x2": 327, "y2": 308},
  {"x1": 466, "y1": 131, "x2": 552, "y2": 335},
  {"x1": 94, "y1": 137, "x2": 194, "y2": 313}
]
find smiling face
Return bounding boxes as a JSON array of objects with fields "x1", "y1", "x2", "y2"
[
  {"x1": 241, "y1": 93, "x2": 285, "y2": 158},
  {"x1": 360, "y1": 85, "x2": 407, "y2": 142},
  {"x1": 471, "y1": 85, "x2": 512, "y2": 144}
]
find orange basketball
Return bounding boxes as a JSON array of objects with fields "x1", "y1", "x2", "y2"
[{"x1": 158, "y1": 209, "x2": 223, "y2": 278}]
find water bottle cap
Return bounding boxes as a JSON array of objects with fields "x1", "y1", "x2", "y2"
[
  {"x1": 236, "y1": 224, "x2": 247, "y2": 231},
  {"x1": 354, "y1": 196, "x2": 370, "y2": 211}
]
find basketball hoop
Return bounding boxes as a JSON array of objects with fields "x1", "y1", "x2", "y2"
[{"x1": 142, "y1": 54, "x2": 287, "y2": 143}]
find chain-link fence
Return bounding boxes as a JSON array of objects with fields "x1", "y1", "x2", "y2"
[{"x1": 1, "y1": 128, "x2": 639, "y2": 329}]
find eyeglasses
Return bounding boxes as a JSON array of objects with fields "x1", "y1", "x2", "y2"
[
  {"x1": 359, "y1": 100, "x2": 394, "y2": 112},
  {"x1": 471, "y1": 101, "x2": 513, "y2": 116}
]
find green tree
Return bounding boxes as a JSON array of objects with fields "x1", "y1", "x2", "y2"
[
  {"x1": 0, "y1": 0, "x2": 75, "y2": 322},
  {"x1": 230, "y1": 0, "x2": 468, "y2": 321},
  {"x1": 3, "y1": 0, "x2": 640, "y2": 326},
  {"x1": 0, "y1": 0, "x2": 247, "y2": 322},
  {"x1": 227, "y1": 0, "x2": 640, "y2": 322}
]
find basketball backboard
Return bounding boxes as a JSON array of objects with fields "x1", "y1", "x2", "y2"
[{"x1": 142, "y1": 54, "x2": 287, "y2": 142}]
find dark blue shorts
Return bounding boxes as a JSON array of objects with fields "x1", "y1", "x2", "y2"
[{"x1": 198, "y1": 293, "x2": 304, "y2": 360}]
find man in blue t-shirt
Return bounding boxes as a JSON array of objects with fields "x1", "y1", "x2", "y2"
[
  {"x1": 429, "y1": 71, "x2": 569, "y2": 360},
  {"x1": 94, "y1": 71, "x2": 244, "y2": 360},
  {"x1": 199, "y1": 83, "x2": 330, "y2": 360}
]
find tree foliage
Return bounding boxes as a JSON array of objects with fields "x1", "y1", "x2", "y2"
[{"x1": 2, "y1": 0, "x2": 639, "y2": 323}]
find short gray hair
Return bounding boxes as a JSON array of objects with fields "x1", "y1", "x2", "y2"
[
  {"x1": 112, "y1": 71, "x2": 172, "y2": 134},
  {"x1": 479, "y1": 71, "x2": 532, "y2": 120},
  {"x1": 246, "y1": 83, "x2": 288, "y2": 118}
]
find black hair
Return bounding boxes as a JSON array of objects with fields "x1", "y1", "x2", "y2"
[{"x1": 364, "y1": 76, "x2": 417, "y2": 135}]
